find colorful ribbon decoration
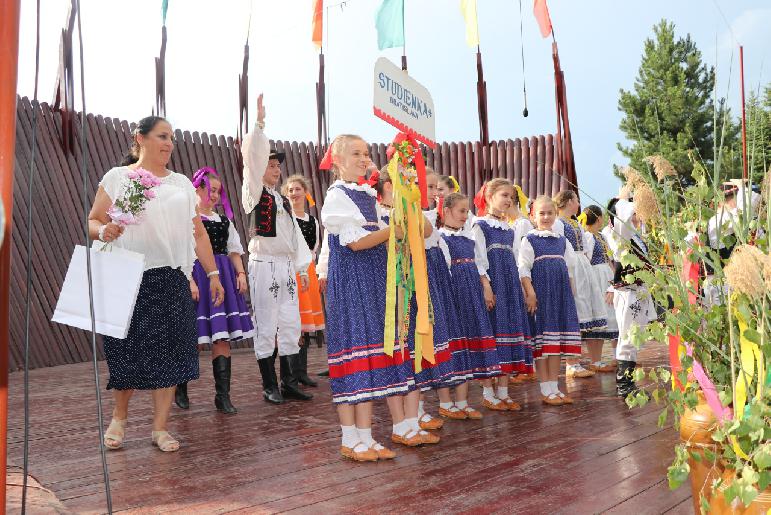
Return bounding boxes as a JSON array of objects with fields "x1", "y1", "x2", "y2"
[
  {"x1": 383, "y1": 134, "x2": 434, "y2": 371},
  {"x1": 731, "y1": 306, "x2": 764, "y2": 459},
  {"x1": 448, "y1": 175, "x2": 461, "y2": 193},
  {"x1": 192, "y1": 167, "x2": 235, "y2": 220},
  {"x1": 473, "y1": 183, "x2": 488, "y2": 216},
  {"x1": 514, "y1": 184, "x2": 529, "y2": 217},
  {"x1": 387, "y1": 133, "x2": 429, "y2": 209},
  {"x1": 576, "y1": 212, "x2": 588, "y2": 228},
  {"x1": 305, "y1": 192, "x2": 316, "y2": 207}
]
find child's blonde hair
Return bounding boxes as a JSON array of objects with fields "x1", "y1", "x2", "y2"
[
  {"x1": 281, "y1": 174, "x2": 310, "y2": 196},
  {"x1": 329, "y1": 134, "x2": 366, "y2": 176},
  {"x1": 533, "y1": 195, "x2": 557, "y2": 212},
  {"x1": 376, "y1": 165, "x2": 392, "y2": 197},
  {"x1": 484, "y1": 177, "x2": 514, "y2": 199}
]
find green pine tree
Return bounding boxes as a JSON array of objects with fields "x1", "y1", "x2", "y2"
[
  {"x1": 745, "y1": 85, "x2": 771, "y2": 182},
  {"x1": 617, "y1": 20, "x2": 716, "y2": 182}
]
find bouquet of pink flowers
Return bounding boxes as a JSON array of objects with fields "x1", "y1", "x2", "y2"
[{"x1": 107, "y1": 168, "x2": 162, "y2": 226}]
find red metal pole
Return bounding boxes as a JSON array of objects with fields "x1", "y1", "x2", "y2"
[
  {"x1": 739, "y1": 45, "x2": 748, "y2": 181},
  {"x1": 0, "y1": 0, "x2": 21, "y2": 512}
]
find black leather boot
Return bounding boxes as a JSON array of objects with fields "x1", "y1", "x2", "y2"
[
  {"x1": 616, "y1": 360, "x2": 639, "y2": 399},
  {"x1": 280, "y1": 354, "x2": 314, "y2": 401},
  {"x1": 213, "y1": 356, "x2": 237, "y2": 414},
  {"x1": 298, "y1": 338, "x2": 318, "y2": 387},
  {"x1": 317, "y1": 369, "x2": 330, "y2": 377},
  {"x1": 257, "y1": 354, "x2": 283, "y2": 404},
  {"x1": 175, "y1": 382, "x2": 190, "y2": 409}
]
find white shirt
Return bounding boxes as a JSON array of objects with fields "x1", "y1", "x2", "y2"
[
  {"x1": 321, "y1": 181, "x2": 387, "y2": 246},
  {"x1": 707, "y1": 207, "x2": 738, "y2": 249},
  {"x1": 200, "y1": 212, "x2": 245, "y2": 255},
  {"x1": 471, "y1": 215, "x2": 515, "y2": 279},
  {"x1": 601, "y1": 224, "x2": 623, "y2": 262},
  {"x1": 511, "y1": 217, "x2": 534, "y2": 260},
  {"x1": 517, "y1": 229, "x2": 577, "y2": 281},
  {"x1": 317, "y1": 233, "x2": 330, "y2": 279},
  {"x1": 99, "y1": 166, "x2": 197, "y2": 277},
  {"x1": 241, "y1": 123, "x2": 311, "y2": 272}
]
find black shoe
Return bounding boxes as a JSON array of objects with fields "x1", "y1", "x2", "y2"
[
  {"x1": 616, "y1": 360, "x2": 640, "y2": 399},
  {"x1": 280, "y1": 354, "x2": 314, "y2": 401},
  {"x1": 297, "y1": 341, "x2": 318, "y2": 387},
  {"x1": 175, "y1": 382, "x2": 190, "y2": 409},
  {"x1": 317, "y1": 369, "x2": 330, "y2": 377},
  {"x1": 258, "y1": 356, "x2": 284, "y2": 404},
  {"x1": 212, "y1": 356, "x2": 237, "y2": 414}
]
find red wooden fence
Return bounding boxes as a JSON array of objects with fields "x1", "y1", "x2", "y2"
[{"x1": 9, "y1": 98, "x2": 574, "y2": 370}]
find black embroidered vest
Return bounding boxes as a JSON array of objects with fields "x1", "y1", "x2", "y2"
[{"x1": 248, "y1": 187, "x2": 292, "y2": 238}]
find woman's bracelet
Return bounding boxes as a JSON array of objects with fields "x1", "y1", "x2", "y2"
[
  {"x1": 98, "y1": 224, "x2": 107, "y2": 242},
  {"x1": 207, "y1": 270, "x2": 220, "y2": 278}
]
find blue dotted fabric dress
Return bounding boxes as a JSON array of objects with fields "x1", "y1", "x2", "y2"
[
  {"x1": 525, "y1": 233, "x2": 582, "y2": 359},
  {"x1": 325, "y1": 185, "x2": 415, "y2": 404},
  {"x1": 475, "y1": 219, "x2": 534, "y2": 374},
  {"x1": 441, "y1": 229, "x2": 501, "y2": 379}
]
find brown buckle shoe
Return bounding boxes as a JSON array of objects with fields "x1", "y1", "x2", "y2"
[
  {"x1": 501, "y1": 397, "x2": 522, "y2": 411},
  {"x1": 391, "y1": 431, "x2": 423, "y2": 447},
  {"x1": 370, "y1": 443, "x2": 396, "y2": 460},
  {"x1": 418, "y1": 414, "x2": 444, "y2": 430},
  {"x1": 483, "y1": 399, "x2": 508, "y2": 411},
  {"x1": 541, "y1": 394, "x2": 564, "y2": 406},
  {"x1": 462, "y1": 406, "x2": 484, "y2": 419},
  {"x1": 438, "y1": 406, "x2": 468, "y2": 420},
  {"x1": 419, "y1": 430, "x2": 441, "y2": 445},
  {"x1": 341, "y1": 444, "x2": 379, "y2": 462}
]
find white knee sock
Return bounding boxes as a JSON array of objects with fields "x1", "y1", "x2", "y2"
[
  {"x1": 539, "y1": 382, "x2": 550, "y2": 396},
  {"x1": 406, "y1": 417, "x2": 421, "y2": 433},
  {"x1": 357, "y1": 426, "x2": 375, "y2": 447},
  {"x1": 341, "y1": 425, "x2": 359, "y2": 448},
  {"x1": 548, "y1": 381, "x2": 560, "y2": 395},
  {"x1": 496, "y1": 386, "x2": 508, "y2": 399},
  {"x1": 455, "y1": 400, "x2": 468, "y2": 410},
  {"x1": 418, "y1": 400, "x2": 426, "y2": 418},
  {"x1": 482, "y1": 386, "x2": 496, "y2": 402},
  {"x1": 392, "y1": 420, "x2": 409, "y2": 436}
]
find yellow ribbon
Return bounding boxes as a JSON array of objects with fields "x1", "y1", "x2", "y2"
[
  {"x1": 383, "y1": 155, "x2": 434, "y2": 371},
  {"x1": 514, "y1": 185, "x2": 529, "y2": 217},
  {"x1": 448, "y1": 175, "x2": 460, "y2": 193},
  {"x1": 731, "y1": 308, "x2": 764, "y2": 459},
  {"x1": 576, "y1": 212, "x2": 588, "y2": 228}
]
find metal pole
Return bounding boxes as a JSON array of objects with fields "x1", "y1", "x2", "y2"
[
  {"x1": 739, "y1": 45, "x2": 747, "y2": 180},
  {"x1": 0, "y1": 0, "x2": 22, "y2": 512}
]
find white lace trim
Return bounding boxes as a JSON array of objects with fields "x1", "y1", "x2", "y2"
[
  {"x1": 528, "y1": 228, "x2": 560, "y2": 238},
  {"x1": 338, "y1": 224, "x2": 371, "y2": 246},
  {"x1": 331, "y1": 179, "x2": 377, "y2": 197},
  {"x1": 476, "y1": 215, "x2": 512, "y2": 231},
  {"x1": 438, "y1": 226, "x2": 472, "y2": 238}
]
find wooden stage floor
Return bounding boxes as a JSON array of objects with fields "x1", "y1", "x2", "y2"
[{"x1": 7, "y1": 344, "x2": 693, "y2": 514}]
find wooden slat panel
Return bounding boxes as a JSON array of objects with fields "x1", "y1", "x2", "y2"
[{"x1": 10, "y1": 97, "x2": 569, "y2": 370}]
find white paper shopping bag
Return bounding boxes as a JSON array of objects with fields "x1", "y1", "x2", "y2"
[{"x1": 52, "y1": 243, "x2": 145, "y2": 339}]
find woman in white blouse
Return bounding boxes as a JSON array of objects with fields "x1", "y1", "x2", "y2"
[{"x1": 87, "y1": 116, "x2": 224, "y2": 453}]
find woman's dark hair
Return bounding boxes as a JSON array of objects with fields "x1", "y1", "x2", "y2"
[
  {"x1": 438, "y1": 175, "x2": 457, "y2": 192},
  {"x1": 120, "y1": 116, "x2": 168, "y2": 166},
  {"x1": 582, "y1": 205, "x2": 604, "y2": 226},
  {"x1": 606, "y1": 197, "x2": 620, "y2": 218}
]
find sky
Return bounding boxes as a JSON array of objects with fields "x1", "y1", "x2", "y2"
[{"x1": 15, "y1": 0, "x2": 771, "y2": 207}]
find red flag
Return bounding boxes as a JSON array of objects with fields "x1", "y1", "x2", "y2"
[
  {"x1": 533, "y1": 0, "x2": 552, "y2": 38},
  {"x1": 312, "y1": 0, "x2": 323, "y2": 48}
]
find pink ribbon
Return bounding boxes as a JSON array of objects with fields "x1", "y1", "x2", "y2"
[{"x1": 192, "y1": 167, "x2": 234, "y2": 220}]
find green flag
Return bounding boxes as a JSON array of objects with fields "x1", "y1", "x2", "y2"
[
  {"x1": 375, "y1": 0, "x2": 404, "y2": 50},
  {"x1": 161, "y1": 0, "x2": 169, "y2": 25}
]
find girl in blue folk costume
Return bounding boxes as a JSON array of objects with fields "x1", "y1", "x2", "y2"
[
  {"x1": 320, "y1": 134, "x2": 416, "y2": 462},
  {"x1": 553, "y1": 190, "x2": 607, "y2": 379},
  {"x1": 439, "y1": 192, "x2": 500, "y2": 417},
  {"x1": 472, "y1": 179, "x2": 533, "y2": 411},
  {"x1": 407, "y1": 169, "x2": 476, "y2": 428},
  {"x1": 179, "y1": 167, "x2": 254, "y2": 415},
  {"x1": 579, "y1": 205, "x2": 618, "y2": 373},
  {"x1": 518, "y1": 195, "x2": 582, "y2": 406}
]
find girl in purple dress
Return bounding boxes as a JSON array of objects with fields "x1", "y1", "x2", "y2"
[{"x1": 185, "y1": 167, "x2": 254, "y2": 415}]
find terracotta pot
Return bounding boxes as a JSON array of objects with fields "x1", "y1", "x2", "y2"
[
  {"x1": 680, "y1": 391, "x2": 720, "y2": 513},
  {"x1": 710, "y1": 468, "x2": 771, "y2": 514}
]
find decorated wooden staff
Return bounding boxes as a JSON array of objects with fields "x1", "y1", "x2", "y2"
[{"x1": 383, "y1": 133, "x2": 434, "y2": 371}]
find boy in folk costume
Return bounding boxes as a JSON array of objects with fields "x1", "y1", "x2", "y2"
[{"x1": 241, "y1": 94, "x2": 313, "y2": 404}]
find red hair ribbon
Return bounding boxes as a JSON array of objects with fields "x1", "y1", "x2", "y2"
[
  {"x1": 357, "y1": 169, "x2": 380, "y2": 187},
  {"x1": 318, "y1": 145, "x2": 333, "y2": 170},
  {"x1": 437, "y1": 196, "x2": 445, "y2": 221},
  {"x1": 473, "y1": 183, "x2": 488, "y2": 217},
  {"x1": 390, "y1": 132, "x2": 428, "y2": 209}
]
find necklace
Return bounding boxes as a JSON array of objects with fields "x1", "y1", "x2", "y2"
[
  {"x1": 443, "y1": 224, "x2": 463, "y2": 231},
  {"x1": 488, "y1": 211, "x2": 505, "y2": 221}
]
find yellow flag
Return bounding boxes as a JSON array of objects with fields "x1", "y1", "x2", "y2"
[{"x1": 460, "y1": 0, "x2": 479, "y2": 47}]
